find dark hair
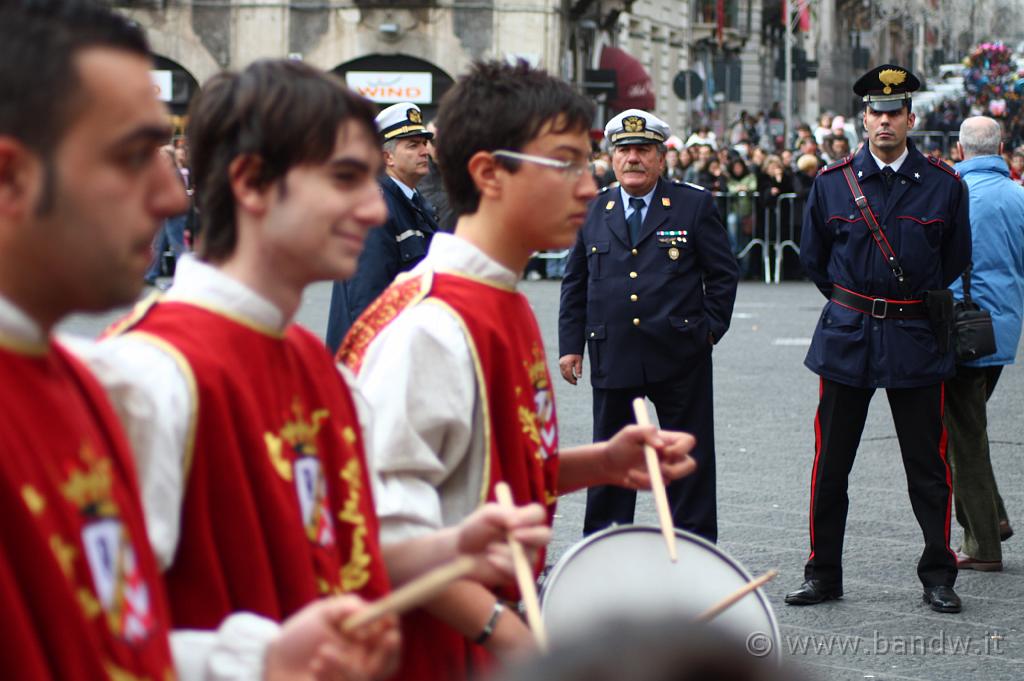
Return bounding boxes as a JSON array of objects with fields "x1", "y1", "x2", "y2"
[
  {"x1": 0, "y1": 0, "x2": 149, "y2": 211},
  {"x1": 728, "y1": 158, "x2": 749, "y2": 178},
  {"x1": 434, "y1": 60, "x2": 595, "y2": 216},
  {"x1": 186, "y1": 59, "x2": 378, "y2": 261}
]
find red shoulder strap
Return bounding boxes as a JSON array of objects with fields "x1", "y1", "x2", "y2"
[
  {"x1": 839, "y1": 164, "x2": 912, "y2": 296},
  {"x1": 818, "y1": 154, "x2": 853, "y2": 176},
  {"x1": 927, "y1": 155, "x2": 960, "y2": 179}
]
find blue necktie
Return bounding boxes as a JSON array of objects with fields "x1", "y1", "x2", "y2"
[
  {"x1": 881, "y1": 166, "x2": 896, "y2": 199},
  {"x1": 627, "y1": 197, "x2": 645, "y2": 245},
  {"x1": 411, "y1": 192, "x2": 434, "y2": 230}
]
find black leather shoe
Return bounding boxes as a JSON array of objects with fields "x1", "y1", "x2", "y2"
[
  {"x1": 1000, "y1": 520, "x2": 1013, "y2": 542},
  {"x1": 923, "y1": 585, "x2": 962, "y2": 613},
  {"x1": 785, "y1": 580, "x2": 842, "y2": 605}
]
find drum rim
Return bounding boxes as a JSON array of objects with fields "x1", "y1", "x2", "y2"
[{"x1": 540, "y1": 524, "x2": 782, "y2": 661}]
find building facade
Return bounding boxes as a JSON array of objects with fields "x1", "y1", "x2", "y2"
[{"x1": 113, "y1": 0, "x2": 564, "y2": 124}]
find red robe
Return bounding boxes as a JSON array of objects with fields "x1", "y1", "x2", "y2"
[
  {"x1": 0, "y1": 338, "x2": 175, "y2": 680},
  {"x1": 340, "y1": 270, "x2": 560, "y2": 681},
  {"x1": 112, "y1": 300, "x2": 390, "y2": 628}
]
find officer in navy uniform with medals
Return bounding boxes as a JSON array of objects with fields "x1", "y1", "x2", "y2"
[
  {"x1": 558, "y1": 109, "x2": 738, "y2": 543},
  {"x1": 325, "y1": 102, "x2": 440, "y2": 351},
  {"x1": 786, "y1": 65, "x2": 971, "y2": 613}
]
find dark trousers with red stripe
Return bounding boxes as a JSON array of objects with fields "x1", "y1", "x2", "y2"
[{"x1": 805, "y1": 378, "x2": 957, "y2": 589}]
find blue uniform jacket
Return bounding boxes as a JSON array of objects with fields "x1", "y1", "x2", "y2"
[
  {"x1": 950, "y1": 155, "x2": 1024, "y2": 367},
  {"x1": 559, "y1": 178, "x2": 739, "y2": 390},
  {"x1": 800, "y1": 140, "x2": 972, "y2": 388},
  {"x1": 325, "y1": 175, "x2": 439, "y2": 351}
]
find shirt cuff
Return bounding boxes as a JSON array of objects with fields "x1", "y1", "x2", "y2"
[{"x1": 171, "y1": 613, "x2": 280, "y2": 681}]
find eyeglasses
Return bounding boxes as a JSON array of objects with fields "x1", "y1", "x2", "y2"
[{"x1": 492, "y1": 150, "x2": 590, "y2": 179}]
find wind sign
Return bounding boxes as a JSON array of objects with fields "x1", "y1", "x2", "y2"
[{"x1": 346, "y1": 71, "x2": 432, "y2": 104}]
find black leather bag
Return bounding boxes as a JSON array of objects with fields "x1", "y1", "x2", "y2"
[{"x1": 954, "y1": 264, "x2": 997, "y2": 362}]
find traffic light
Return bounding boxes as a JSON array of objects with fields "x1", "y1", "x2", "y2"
[{"x1": 774, "y1": 46, "x2": 813, "y2": 81}]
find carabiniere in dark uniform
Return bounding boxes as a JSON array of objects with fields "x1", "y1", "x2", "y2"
[
  {"x1": 788, "y1": 64, "x2": 971, "y2": 614},
  {"x1": 559, "y1": 108, "x2": 738, "y2": 543}
]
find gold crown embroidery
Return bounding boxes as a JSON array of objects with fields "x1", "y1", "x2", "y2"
[
  {"x1": 60, "y1": 443, "x2": 117, "y2": 517},
  {"x1": 878, "y1": 69, "x2": 906, "y2": 95},
  {"x1": 623, "y1": 116, "x2": 645, "y2": 133},
  {"x1": 408, "y1": 109, "x2": 422, "y2": 124},
  {"x1": 265, "y1": 399, "x2": 330, "y2": 481}
]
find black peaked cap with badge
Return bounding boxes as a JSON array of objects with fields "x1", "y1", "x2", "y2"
[
  {"x1": 376, "y1": 101, "x2": 433, "y2": 142},
  {"x1": 853, "y1": 64, "x2": 920, "y2": 113}
]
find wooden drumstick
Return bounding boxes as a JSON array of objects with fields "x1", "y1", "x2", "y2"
[
  {"x1": 632, "y1": 397, "x2": 678, "y2": 563},
  {"x1": 342, "y1": 556, "x2": 476, "y2": 631},
  {"x1": 693, "y1": 570, "x2": 779, "y2": 623},
  {"x1": 494, "y1": 481, "x2": 549, "y2": 651}
]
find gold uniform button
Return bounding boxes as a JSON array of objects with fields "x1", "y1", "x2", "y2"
[
  {"x1": 630, "y1": 294, "x2": 638, "y2": 302},
  {"x1": 589, "y1": 331, "x2": 596, "y2": 338},
  {"x1": 631, "y1": 248, "x2": 638, "y2": 256},
  {"x1": 629, "y1": 271, "x2": 638, "y2": 279},
  {"x1": 591, "y1": 246, "x2": 597, "y2": 253},
  {"x1": 632, "y1": 318, "x2": 640, "y2": 326}
]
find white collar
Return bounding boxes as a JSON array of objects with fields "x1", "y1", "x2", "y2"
[
  {"x1": 0, "y1": 291, "x2": 46, "y2": 349},
  {"x1": 388, "y1": 174, "x2": 417, "y2": 200},
  {"x1": 418, "y1": 232, "x2": 520, "y2": 289},
  {"x1": 165, "y1": 255, "x2": 287, "y2": 332},
  {"x1": 619, "y1": 184, "x2": 658, "y2": 211},
  {"x1": 870, "y1": 146, "x2": 910, "y2": 174}
]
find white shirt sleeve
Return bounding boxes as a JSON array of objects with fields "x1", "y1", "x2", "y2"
[
  {"x1": 356, "y1": 301, "x2": 486, "y2": 544},
  {"x1": 170, "y1": 613, "x2": 280, "y2": 681},
  {"x1": 77, "y1": 332, "x2": 195, "y2": 569}
]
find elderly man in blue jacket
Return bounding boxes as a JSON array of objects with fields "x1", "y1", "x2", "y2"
[{"x1": 946, "y1": 116, "x2": 1024, "y2": 572}]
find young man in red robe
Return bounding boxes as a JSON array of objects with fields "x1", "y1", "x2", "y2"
[
  {"x1": 2, "y1": 3, "x2": 547, "y2": 679},
  {"x1": 0, "y1": 2, "x2": 404, "y2": 679},
  {"x1": 84, "y1": 55, "x2": 551, "y2": 677},
  {"x1": 338, "y1": 61, "x2": 699, "y2": 680}
]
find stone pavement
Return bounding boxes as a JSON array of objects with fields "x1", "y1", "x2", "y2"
[{"x1": 61, "y1": 278, "x2": 1024, "y2": 680}]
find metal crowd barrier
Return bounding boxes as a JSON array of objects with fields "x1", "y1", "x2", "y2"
[
  {"x1": 909, "y1": 130, "x2": 960, "y2": 156},
  {"x1": 531, "y1": 187, "x2": 805, "y2": 284},
  {"x1": 773, "y1": 193, "x2": 801, "y2": 284},
  {"x1": 713, "y1": 190, "x2": 802, "y2": 284}
]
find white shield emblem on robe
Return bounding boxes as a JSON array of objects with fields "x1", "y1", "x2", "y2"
[
  {"x1": 82, "y1": 518, "x2": 122, "y2": 610},
  {"x1": 295, "y1": 457, "x2": 335, "y2": 546},
  {"x1": 534, "y1": 388, "x2": 557, "y2": 458},
  {"x1": 81, "y1": 518, "x2": 153, "y2": 641}
]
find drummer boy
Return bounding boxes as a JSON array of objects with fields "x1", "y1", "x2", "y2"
[{"x1": 338, "y1": 59, "x2": 698, "y2": 679}]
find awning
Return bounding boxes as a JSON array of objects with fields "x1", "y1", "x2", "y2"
[{"x1": 599, "y1": 46, "x2": 655, "y2": 111}]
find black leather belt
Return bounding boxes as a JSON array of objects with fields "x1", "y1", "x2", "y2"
[{"x1": 830, "y1": 285, "x2": 928, "y2": 320}]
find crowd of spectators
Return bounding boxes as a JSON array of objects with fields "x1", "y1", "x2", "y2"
[{"x1": 580, "y1": 103, "x2": 1024, "y2": 282}]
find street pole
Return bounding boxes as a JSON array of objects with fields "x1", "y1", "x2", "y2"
[{"x1": 784, "y1": 0, "x2": 793, "y2": 149}]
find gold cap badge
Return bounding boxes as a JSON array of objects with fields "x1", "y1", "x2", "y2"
[
  {"x1": 878, "y1": 69, "x2": 906, "y2": 95},
  {"x1": 623, "y1": 116, "x2": 645, "y2": 133}
]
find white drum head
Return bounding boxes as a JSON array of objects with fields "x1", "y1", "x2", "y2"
[{"x1": 541, "y1": 526, "x2": 780, "y2": 662}]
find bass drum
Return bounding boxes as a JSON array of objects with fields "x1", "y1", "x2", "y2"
[{"x1": 540, "y1": 525, "x2": 780, "y2": 663}]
